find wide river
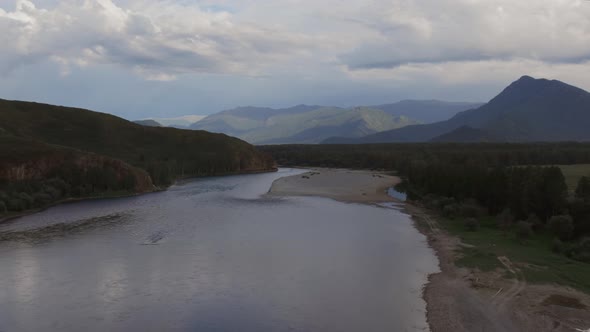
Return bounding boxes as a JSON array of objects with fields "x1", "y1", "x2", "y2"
[{"x1": 0, "y1": 168, "x2": 438, "y2": 332}]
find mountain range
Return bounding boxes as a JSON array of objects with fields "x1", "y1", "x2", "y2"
[
  {"x1": 148, "y1": 115, "x2": 206, "y2": 128},
  {"x1": 133, "y1": 119, "x2": 162, "y2": 127},
  {"x1": 189, "y1": 101, "x2": 481, "y2": 144},
  {"x1": 370, "y1": 100, "x2": 483, "y2": 123},
  {"x1": 324, "y1": 76, "x2": 590, "y2": 144}
]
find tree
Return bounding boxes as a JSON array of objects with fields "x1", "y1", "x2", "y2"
[
  {"x1": 464, "y1": 218, "x2": 479, "y2": 232},
  {"x1": 122, "y1": 173, "x2": 136, "y2": 190},
  {"x1": 539, "y1": 167, "x2": 568, "y2": 219},
  {"x1": 569, "y1": 198, "x2": 590, "y2": 236},
  {"x1": 497, "y1": 208, "x2": 514, "y2": 231},
  {"x1": 486, "y1": 167, "x2": 508, "y2": 215},
  {"x1": 515, "y1": 221, "x2": 533, "y2": 241},
  {"x1": 442, "y1": 204, "x2": 459, "y2": 219},
  {"x1": 459, "y1": 200, "x2": 485, "y2": 218},
  {"x1": 548, "y1": 215, "x2": 574, "y2": 241},
  {"x1": 526, "y1": 213, "x2": 543, "y2": 231},
  {"x1": 575, "y1": 176, "x2": 590, "y2": 200},
  {"x1": 18, "y1": 192, "x2": 33, "y2": 210},
  {"x1": 0, "y1": 201, "x2": 6, "y2": 213},
  {"x1": 572, "y1": 237, "x2": 590, "y2": 262},
  {"x1": 7, "y1": 198, "x2": 24, "y2": 211}
]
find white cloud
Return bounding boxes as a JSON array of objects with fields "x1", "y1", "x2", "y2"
[
  {"x1": 340, "y1": 0, "x2": 590, "y2": 70},
  {"x1": 1, "y1": 0, "x2": 590, "y2": 97},
  {"x1": 0, "y1": 0, "x2": 325, "y2": 79},
  {"x1": 343, "y1": 58, "x2": 590, "y2": 88}
]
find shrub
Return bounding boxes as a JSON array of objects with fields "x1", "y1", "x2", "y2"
[
  {"x1": 548, "y1": 215, "x2": 574, "y2": 241},
  {"x1": 6, "y1": 198, "x2": 24, "y2": 211},
  {"x1": 571, "y1": 237, "x2": 590, "y2": 262},
  {"x1": 497, "y1": 208, "x2": 514, "y2": 231},
  {"x1": 552, "y1": 239, "x2": 577, "y2": 258},
  {"x1": 515, "y1": 221, "x2": 533, "y2": 240},
  {"x1": 33, "y1": 192, "x2": 53, "y2": 207},
  {"x1": 422, "y1": 194, "x2": 440, "y2": 210},
  {"x1": 464, "y1": 218, "x2": 480, "y2": 232},
  {"x1": 0, "y1": 200, "x2": 6, "y2": 213},
  {"x1": 442, "y1": 204, "x2": 459, "y2": 219},
  {"x1": 575, "y1": 176, "x2": 590, "y2": 200},
  {"x1": 569, "y1": 198, "x2": 590, "y2": 236},
  {"x1": 552, "y1": 238, "x2": 565, "y2": 253},
  {"x1": 459, "y1": 203, "x2": 485, "y2": 218},
  {"x1": 46, "y1": 178, "x2": 70, "y2": 196},
  {"x1": 43, "y1": 185, "x2": 61, "y2": 200},
  {"x1": 437, "y1": 197, "x2": 456, "y2": 209},
  {"x1": 526, "y1": 214, "x2": 543, "y2": 231},
  {"x1": 18, "y1": 192, "x2": 33, "y2": 210}
]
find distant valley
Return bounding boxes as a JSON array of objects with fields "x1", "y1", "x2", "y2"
[{"x1": 156, "y1": 100, "x2": 481, "y2": 144}]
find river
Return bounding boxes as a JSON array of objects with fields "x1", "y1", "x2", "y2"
[{"x1": 0, "y1": 168, "x2": 438, "y2": 332}]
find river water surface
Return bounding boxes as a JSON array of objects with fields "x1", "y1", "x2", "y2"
[{"x1": 0, "y1": 168, "x2": 438, "y2": 332}]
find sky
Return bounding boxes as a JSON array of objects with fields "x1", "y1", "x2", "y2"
[{"x1": 1, "y1": 0, "x2": 590, "y2": 120}]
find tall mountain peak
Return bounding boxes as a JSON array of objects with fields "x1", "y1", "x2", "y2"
[
  {"x1": 488, "y1": 75, "x2": 587, "y2": 108},
  {"x1": 324, "y1": 75, "x2": 590, "y2": 144}
]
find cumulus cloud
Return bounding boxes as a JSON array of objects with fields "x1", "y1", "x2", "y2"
[
  {"x1": 1, "y1": 0, "x2": 590, "y2": 111},
  {"x1": 340, "y1": 0, "x2": 590, "y2": 70},
  {"x1": 0, "y1": 0, "x2": 323, "y2": 79}
]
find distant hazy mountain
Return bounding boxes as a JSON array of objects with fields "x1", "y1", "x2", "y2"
[
  {"x1": 324, "y1": 76, "x2": 590, "y2": 144},
  {"x1": 430, "y1": 126, "x2": 498, "y2": 142},
  {"x1": 149, "y1": 115, "x2": 206, "y2": 128},
  {"x1": 190, "y1": 105, "x2": 424, "y2": 144},
  {"x1": 371, "y1": 100, "x2": 484, "y2": 123},
  {"x1": 133, "y1": 119, "x2": 162, "y2": 127}
]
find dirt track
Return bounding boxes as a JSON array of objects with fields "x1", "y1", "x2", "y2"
[{"x1": 407, "y1": 204, "x2": 590, "y2": 332}]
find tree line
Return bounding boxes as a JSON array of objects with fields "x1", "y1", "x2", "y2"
[
  {"x1": 261, "y1": 143, "x2": 590, "y2": 262},
  {"x1": 0, "y1": 162, "x2": 137, "y2": 214}
]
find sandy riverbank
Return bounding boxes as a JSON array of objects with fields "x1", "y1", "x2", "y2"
[
  {"x1": 268, "y1": 168, "x2": 400, "y2": 203},
  {"x1": 407, "y1": 204, "x2": 590, "y2": 332},
  {"x1": 269, "y1": 168, "x2": 590, "y2": 332}
]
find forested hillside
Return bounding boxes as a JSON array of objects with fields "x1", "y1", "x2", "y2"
[{"x1": 0, "y1": 99, "x2": 275, "y2": 215}]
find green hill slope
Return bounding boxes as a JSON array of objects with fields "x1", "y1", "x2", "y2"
[
  {"x1": 191, "y1": 105, "x2": 419, "y2": 144},
  {"x1": 0, "y1": 99, "x2": 275, "y2": 215},
  {"x1": 0, "y1": 99, "x2": 274, "y2": 183}
]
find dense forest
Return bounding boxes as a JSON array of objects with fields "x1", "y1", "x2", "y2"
[
  {"x1": 0, "y1": 99, "x2": 275, "y2": 216},
  {"x1": 261, "y1": 143, "x2": 590, "y2": 263}
]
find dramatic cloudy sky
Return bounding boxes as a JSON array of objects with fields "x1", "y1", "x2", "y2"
[{"x1": 1, "y1": 0, "x2": 590, "y2": 119}]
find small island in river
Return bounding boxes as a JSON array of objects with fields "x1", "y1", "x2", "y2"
[{"x1": 268, "y1": 168, "x2": 400, "y2": 203}]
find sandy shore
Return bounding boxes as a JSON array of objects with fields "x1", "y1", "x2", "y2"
[
  {"x1": 270, "y1": 168, "x2": 590, "y2": 332},
  {"x1": 407, "y1": 204, "x2": 590, "y2": 332},
  {"x1": 268, "y1": 168, "x2": 400, "y2": 203}
]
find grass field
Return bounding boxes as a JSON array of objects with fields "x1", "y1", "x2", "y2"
[
  {"x1": 440, "y1": 216, "x2": 590, "y2": 293},
  {"x1": 557, "y1": 164, "x2": 590, "y2": 193}
]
